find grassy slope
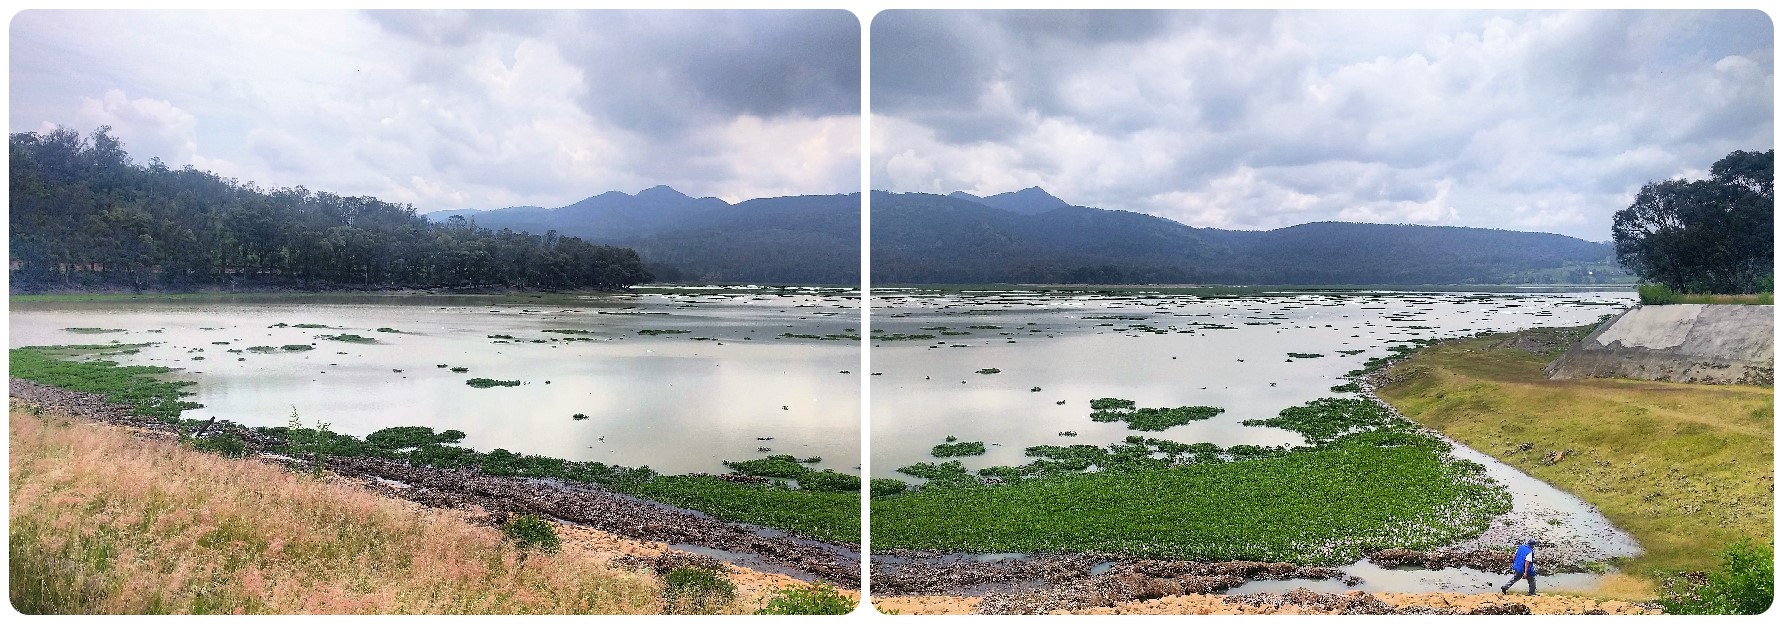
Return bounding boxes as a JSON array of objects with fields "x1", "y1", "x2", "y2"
[
  {"x1": 1374, "y1": 327, "x2": 1773, "y2": 576},
  {"x1": 870, "y1": 435, "x2": 1507, "y2": 564},
  {"x1": 8, "y1": 406, "x2": 662, "y2": 614}
]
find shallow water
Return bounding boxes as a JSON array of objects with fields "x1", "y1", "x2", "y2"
[
  {"x1": 1228, "y1": 559, "x2": 1601, "y2": 595},
  {"x1": 869, "y1": 289, "x2": 1632, "y2": 477},
  {"x1": 867, "y1": 289, "x2": 1641, "y2": 593},
  {"x1": 11, "y1": 289, "x2": 861, "y2": 476}
]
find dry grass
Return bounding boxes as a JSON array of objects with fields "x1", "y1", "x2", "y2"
[
  {"x1": 1375, "y1": 332, "x2": 1773, "y2": 582},
  {"x1": 8, "y1": 403, "x2": 665, "y2": 614}
]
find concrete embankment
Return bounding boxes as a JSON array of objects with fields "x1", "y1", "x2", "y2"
[{"x1": 1546, "y1": 304, "x2": 1773, "y2": 385}]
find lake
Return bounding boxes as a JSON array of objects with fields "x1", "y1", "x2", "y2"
[{"x1": 10, "y1": 288, "x2": 862, "y2": 477}]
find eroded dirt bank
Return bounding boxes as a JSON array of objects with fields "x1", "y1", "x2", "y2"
[{"x1": 8, "y1": 379, "x2": 859, "y2": 589}]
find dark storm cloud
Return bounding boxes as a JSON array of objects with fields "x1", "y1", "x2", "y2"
[
  {"x1": 545, "y1": 10, "x2": 860, "y2": 139},
  {"x1": 871, "y1": 9, "x2": 1774, "y2": 240}
]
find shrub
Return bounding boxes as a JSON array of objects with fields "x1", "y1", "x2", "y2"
[
  {"x1": 501, "y1": 514, "x2": 561, "y2": 553},
  {"x1": 1639, "y1": 283, "x2": 1684, "y2": 305},
  {"x1": 1659, "y1": 540, "x2": 1773, "y2": 614},
  {"x1": 190, "y1": 433, "x2": 248, "y2": 458},
  {"x1": 753, "y1": 582, "x2": 857, "y2": 615},
  {"x1": 661, "y1": 566, "x2": 735, "y2": 614}
]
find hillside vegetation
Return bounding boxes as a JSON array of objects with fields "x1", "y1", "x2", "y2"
[
  {"x1": 871, "y1": 190, "x2": 1627, "y2": 285},
  {"x1": 9, "y1": 127, "x2": 650, "y2": 292}
]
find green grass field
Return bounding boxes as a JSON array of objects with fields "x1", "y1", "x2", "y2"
[{"x1": 1375, "y1": 327, "x2": 1773, "y2": 577}]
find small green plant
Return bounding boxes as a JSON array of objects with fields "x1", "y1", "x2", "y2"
[
  {"x1": 190, "y1": 433, "x2": 249, "y2": 458},
  {"x1": 753, "y1": 582, "x2": 857, "y2": 615},
  {"x1": 1659, "y1": 539, "x2": 1774, "y2": 614},
  {"x1": 661, "y1": 566, "x2": 735, "y2": 614},
  {"x1": 500, "y1": 514, "x2": 562, "y2": 553}
]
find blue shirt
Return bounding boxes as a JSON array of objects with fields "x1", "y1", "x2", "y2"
[{"x1": 1514, "y1": 543, "x2": 1534, "y2": 573}]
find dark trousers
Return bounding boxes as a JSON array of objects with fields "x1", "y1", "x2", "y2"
[{"x1": 1502, "y1": 568, "x2": 1536, "y2": 595}]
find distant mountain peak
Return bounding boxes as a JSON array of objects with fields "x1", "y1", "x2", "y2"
[
  {"x1": 948, "y1": 191, "x2": 986, "y2": 203},
  {"x1": 637, "y1": 184, "x2": 689, "y2": 199},
  {"x1": 977, "y1": 186, "x2": 1071, "y2": 215}
]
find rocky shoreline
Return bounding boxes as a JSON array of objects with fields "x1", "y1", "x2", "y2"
[{"x1": 8, "y1": 379, "x2": 860, "y2": 588}]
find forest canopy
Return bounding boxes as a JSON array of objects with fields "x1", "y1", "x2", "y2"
[
  {"x1": 1611, "y1": 149, "x2": 1774, "y2": 295},
  {"x1": 9, "y1": 127, "x2": 651, "y2": 292}
]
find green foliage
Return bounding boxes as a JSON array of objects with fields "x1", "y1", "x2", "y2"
[
  {"x1": 365, "y1": 426, "x2": 465, "y2": 450},
  {"x1": 1089, "y1": 398, "x2": 1224, "y2": 431},
  {"x1": 724, "y1": 456, "x2": 808, "y2": 479},
  {"x1": 1330, "y1": 382, "x2": 1363, "y2": 393},
  {"x1": 625, "y1": 476, "x2": 858, "y2": 543},
  {"x1": 661, "y1": 567, "x2": 735, "y2": 614},
  {"x1": 930, "y1": 440, "x2": 987, "y2": 457},
  {"x1": 1638, "y1": 283, "x2": 1684, "y2": 305},
  {"x1": 871, "y1": 432, "x2": 1510, "y2": 564},
  {"x1": 279, "y1": 344, "x2": 313, "y2": 352},
  {"x1": 870, "y1": 478, "x2": 910, "y2": 498},
  {"x1": 1659, "y1": 540, "x2": 1774, "y2": 615},
  {"x1": 1287, "y1": 352, "x2": 1324, "y2": 358},
  {"x1": 500, "y1": 514, "x2": 561, "y2": 553},
  {"x1": 8, "y1": 346, "x2": 202, "y2": 423},
  {"x1": 189, "y1": 433, "x2": 248, "y2": 458},
  {"x1": 796, "y1": 470, "x2": 861, "y2": 493},
  {"x1": 62, "y1": 327, "x2": 123, "y2": 334},
  {"x1": 975, "y1": 368, "x2": 1001, "y2": 374},
  {"x1": 1241, "y1": 397, "x2": 1402, "y2": 444},
  {"x1": 752, "y1": 583, "x2": 857, "y2": 615},
  {"x1": 1613, "y1": 149, "x2": 1773, "y2": 295},
  {"x1": 8, "y1": 127, "x2": 652, "y2": 291},
  {"x1": 464, "y1": 378, "x2": 520, "y2": 388}
]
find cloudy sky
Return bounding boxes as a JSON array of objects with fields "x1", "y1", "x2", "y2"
[
  {"x1": 872, "y1": 10, "x2": 1773, "y2": 241},
  {"x1": 10, "y1": 9, "x2": 860, "y2": 211}
]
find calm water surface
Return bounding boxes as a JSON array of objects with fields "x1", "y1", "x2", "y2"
[{"x1": 11, "y1": 288, "x2": 861, "y2": 476}]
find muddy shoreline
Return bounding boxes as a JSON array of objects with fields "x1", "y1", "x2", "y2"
[{"x1": 8, "y1": 379, "x2": 860, "y2": 588}]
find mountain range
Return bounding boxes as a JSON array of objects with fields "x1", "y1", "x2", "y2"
[{"x1": 430, "y1": 186, "x2": 1624, "y2": 286}]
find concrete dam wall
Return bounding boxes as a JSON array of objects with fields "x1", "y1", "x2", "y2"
[{"x1": 1546, "y1": 304, "x2": 1774, "y2": 385}]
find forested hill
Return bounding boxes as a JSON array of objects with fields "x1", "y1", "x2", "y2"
[
  {"x1": 8, "y1": 128, "x2": 651, "y2": 292},
  {"x1": 433, "y1": 191, "x2": 861, "y2": 285},
  {"x1": 872, "y1": 190, "x2": 1625, "y2": 285}
]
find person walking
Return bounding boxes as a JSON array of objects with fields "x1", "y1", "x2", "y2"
[{"x1": 1500, "y1": 538, "x2": 1537, "y2": 595}]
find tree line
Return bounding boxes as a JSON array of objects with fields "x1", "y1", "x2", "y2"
[{"x1": 9, "y1": 127, "x2": 651, "y2": 292}]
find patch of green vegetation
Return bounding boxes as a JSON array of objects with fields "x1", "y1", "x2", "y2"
[
  {"x1": 754, "y1": 583, "x2": 857, "y2": 615},
  {"x1": 1329, "y1": 382, "x2": 1363, "y2": 393},
  {"x1": 870, "y1": 333, "x2": 935, "y2": 341},
  {"x1": 930, "y1": 440, "x2": 987, "y2": 457},
  {"x1": 465, "y1": 378, "x2": 520, "y2": 388},
  {"x1": 1658, "y1": 540, "x2": 1773, "y2": 614},
  {"x1": 9, "y1": 346, "x2": 201, "y2": 423},
  {"x1": 1639, "y1": 283, "x2": 1773, "y2": 306},
  {"x1": 870, "y1": 478, "x2": 909, "y2": 498},
  {"x1": 871, "y1": 425, "x2": 1506, "y2": 564},
  {"x1": 189, "y1": 433, "x2": 249, "y2": 458},
  {"x1": 1287, "y1": 352, "x2": 1324, "y2": 359},
  {"x1": 375, "y1": 327, "x2": 400, "y2": 333},
  {"x1": 486, "y1": 334, "x2": 516, "y2": 340},
  {"x1": 975, "y1": 368, "x2": 1001, "y2": 374},
  {"x1": 625, "y1": 476, "x2": 858, "y2": 543},
  {"x1": 280, "y1": 344, "x2": 314, "y2": 352},
  {"x1": 662, "y1": 567, "x2": 735, "y2": 615},
  {"x1": 321, "y1": 334, "x2": 377, "y2": 344},
  {"x1": 364, "y1": 426, "x2": 466, "y2": 450},
  {"x1": 62, "y1": 327, "x2": 124, "y2": 334},
  {"x1": 725, "y1": 455, "x2": 808, "y2": 479},
  {"x1": 541, "y1": 328, "x2": 596, "y2": 335},
  {"x1": 246, "y1": 346, "x2": 278, "y2": 353},
  {"x1": 1088, "y1": 398, "x2": 1224, "y2": 431},
  {"x1": 500, "y1": 514, "x2": 561, "y2": 553},
  {"x1": 1242, "y1": 398, "x2": 1402, "y2": 444},
  {"x1": 968, "y1": 325, "x2": 1003, "y2": 330},
  {"x1": 637, "y1": 329, "x2": 691, "y2": 336},
  {"x1": 285, "y1": 323, "x2": 330, "y2": 329},
  {"x1": 449, "y1": 367, "x2": 469, "y2": 373}
]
